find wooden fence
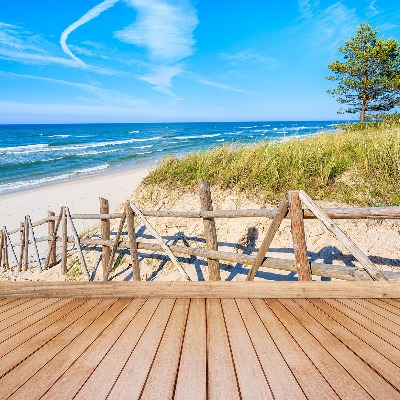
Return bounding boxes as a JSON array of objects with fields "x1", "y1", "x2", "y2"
[{"x1": 1, "y1": 183, "x2": 400, "y2": 282}]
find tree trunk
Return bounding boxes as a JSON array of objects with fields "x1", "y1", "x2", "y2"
[{"x1": 360, "y1": 99, "x2": 368, "y2": 123}]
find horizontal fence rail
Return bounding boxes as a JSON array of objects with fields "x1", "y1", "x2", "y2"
[{"x1": 1, "y1": 187, "x2": 399, "y2": 283}]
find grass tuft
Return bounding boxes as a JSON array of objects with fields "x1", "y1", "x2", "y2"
[{"x1": 144, "y1": 123, "x2": 400, "y2": 206}]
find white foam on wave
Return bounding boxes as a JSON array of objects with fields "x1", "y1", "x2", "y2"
[
  {"x1": 75, "y1": 144, "x2": 153, "y2": 157},
  {"x1": 129, "y1": 130, "x2": 140, "y2": 133},
  {"x1": 0, "y1": 163, "x2": 109, "y2": 194},
  {"x1": 0, "y1": 144, "x2": 47, "y2": 154},
  {"x1": 48, "y1": 134, "x2": 70, "y2": 138},
  {"x1": 173, "y1": 133, "x2": 221, "y2": 140},
  {"x1": 2, "y1": 138, "x2": 159, "y2": 155}
]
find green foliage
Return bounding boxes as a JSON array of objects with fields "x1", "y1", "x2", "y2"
[
  {"x1": 341, "y1": 112, "x2": 400, "y2": 131},
  {"x1": 144, "y1": 127, "x2": 400, "y2": 206},
  {"x1": 327, "y1": 22, "x2": 400, "y2": 122}
]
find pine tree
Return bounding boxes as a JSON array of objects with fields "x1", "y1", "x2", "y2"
[{"x1": 327, "y1": 22, "x2": 400, "y2": 122}]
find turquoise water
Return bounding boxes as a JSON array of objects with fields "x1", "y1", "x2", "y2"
[{"x1": 0, "y1": 121, "x2": 340, "y2": 194}]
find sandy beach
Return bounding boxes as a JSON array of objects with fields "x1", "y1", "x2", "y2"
[{"x1": 0, "y1": 166, "x2": 150, "y2": 234}]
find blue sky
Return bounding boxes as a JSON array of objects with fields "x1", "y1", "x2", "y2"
[{"x1": 0, "y1": 0, "x2": 399, "y2": 123}]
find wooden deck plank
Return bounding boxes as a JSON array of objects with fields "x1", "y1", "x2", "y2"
[
  {"x1": 221, "y1": 298, "x2": 273, "y2": 399},
  {"x1": 107, "y1": 299, "x2": 175, "y2": 399},
  {"x1": 0, "y1": 300, "x2": 92, "y2": 376},
  {"x1": 338, "y1": 299, "x2": 400, "y2": 337},
  {"x1": 381, "y1": 298, "x2": 400, "y2": 309},
  {"x1": 251, "y1": 299, "x2": 339, "y2": 400},
  {"x1": 324, "y1": 299, "x2": 400, "y2": 350},
  {"x1": 316, "y1": 299, "x2": 400, "y2": 360},
  {"x1": 0, "y1": 298, "x2": 18, "y2": 308},
  {"x1": 74, "y1": 298, "x2": 161, "y2": 399},
  {"x1": 0, "y1": 298, "x2": 47, "y2": 322},
  {"x1": 357, "y1": 298, "x2": 400, "y2": 324},
  {"x1": 1, "y1": 281, "x2": 400, "y2": 298},
  {"x1": 0, "y1": 298, "x2": 73, "y2": 345},
  {"x1": 175, "y1": 299, "x2": 207, "y2": 400},
  {"x1": 368, "y1": 299, "x2": 400, "y2": 321},
  {"x1": 206, "y1": 298, "x2": 240, "y2": 400},
  {"x1": 41, "y1": 299, "x2": 146, "y2": 400},
  {"x1": 266, "y1": 299, "x2": 370, "y2": 400},
  {"x1": 0, "y1": 298, "x2": 31, "y2": 314},
  {"x1": 0, "y1": 291, "x2": 399, "y2": 399},
  {"x1": 0, "y1": 298, "x2": 80, "y2": 359},
  {"x1": 235, "y1": 298, "x2": 306, "y2": 400},
  {"x1": 141, "y1": 299, "x2": 190, "y2": 399},
  {"x1": 0, "y1": 300, "x2": 111, "y2": 398},
  {"x1": 11, "y1": 299, "x2": 130, "y2": 399},
  {"x1": 0, "y1": 298, "x2": 56, "y2": 331},
  {"x1": 292, "y1": 299, "x2": 400, "y2": 395}
]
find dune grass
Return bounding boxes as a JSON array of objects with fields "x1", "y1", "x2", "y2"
[{"x1": 144, "y1": 123, "x2": 400, "y2": 206}]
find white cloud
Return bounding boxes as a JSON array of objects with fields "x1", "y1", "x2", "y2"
[
  {"x1": 140, "y1": 65, "x2": 183, "y2": 96},
  {"x1": 315, "y1": 3, "x2": 358, "y2": 48},
  {"x1": 0, "y1": 23, "x2": 77, "y2": 67},
  {"x1": 298, "y1": 0, "x2": 320, "y2": 19},
  {"x1": 220, "y1": 49, "x2": 279, "y2": 69},
  {"x1": 60, "y1": 0, "x2": 120, "y2": 65},
  {"x1": 0, "y1": 21, "x2": 139, "y2": 78},
  {"x1": 2, "y1": 72, "x2": 147, "y2": 107},
  {"x1": 115, "y1": 0, "x2": 198, "y2": 63},
  {"x1": 366, "y1": 0, "x2": 381, "y2": 18},
  {"x1": 296, "y1": 2, "x2": 358, "y2": 51},
  {"x1": 194, "y1": 77, "x2": 248, "y2": 93}
]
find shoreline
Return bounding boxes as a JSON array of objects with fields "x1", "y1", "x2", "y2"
[{"x1": 0, "y1": 165, "x2": 150, "y2": 233}]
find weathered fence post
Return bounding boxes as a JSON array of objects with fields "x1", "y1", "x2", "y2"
[
  {"x1": 18, "y1": 222, "x2": 24, "y2": 272},
  {"x1": 246, "y1": 195, "x2": 289, "y2": 281},
  {"x1": 125, "y1": 201, "x2": 141, "y2": 281},
  {"x1": 61, "y1": 207, "x2": 68, "y2": 274},
  {"x1": 1, "y1": 229, "x2": 8, "y2": 270},
  {"x1": 47, "y1": 211, "x2": 57, "y2": 267},
  {"x1": 198, "y1": 181, "x2": 221, "y2": 281},
  {"x1": 99, "y1": 198, "x2": 110, "y2": 280},
  {"x1": 66, "y1": 208, "x2": 90, "y2": 280},
  {"x1": 104, "y1": 211, "x2": 126, "y2": 281},
  {"x1": 0, "y1": 230, "x2": 3, "y2": 269},
  {"x1": 23, "y1": 217, "x2": 29, "y2": 271},
  {"x1": 288, "y1": 191, "x2": 312, "y2": 281}
]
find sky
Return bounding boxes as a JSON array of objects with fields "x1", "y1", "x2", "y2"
[{"x1": 0, "y1": 0, "x2": 399, "y2": 123}]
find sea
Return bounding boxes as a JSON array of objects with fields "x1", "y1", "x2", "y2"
[{"x1": 0, "y1": 121, "x2": 342, "y2": 195}]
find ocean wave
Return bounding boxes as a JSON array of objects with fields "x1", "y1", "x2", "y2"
[
  {"x1": 172, "y1": 133, "x2": 221, "y2": 140},
  {"x1": 48, "y1": 134, "x2": 70, "y2": 138},
  {"x1": 0, "y1": 143, "x2": 47, "y2": 154},
  {"x1": 0, "y1": 163, "x2": 109, "y2": 194},
  {"x1": 1, "y1": 138, "x2": 158, "y2": 155},
  {"x1": 129, "y1": 130, "x2": 140, "y2": 133}
]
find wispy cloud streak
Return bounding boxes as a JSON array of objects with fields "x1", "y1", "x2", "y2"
[
  {"x1": 60, "y1": 0, "x2": 120, "y2": 65},
  {"x1": 114, "y1": 0, "x2": 198, "y2": 95},
  {"x1": 116, "y1": 0, "x2": 198, "y2": 62},
  {"x1": 366, "y1": 0, "x2": 381, "y2": 18},
  {"x1": 2, "y1": 71, "x2": 147, "y2": 107}
]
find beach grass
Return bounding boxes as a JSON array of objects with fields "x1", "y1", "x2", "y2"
[{"x1": 144, "y1": 122, "x2": 400, "y2": 206}]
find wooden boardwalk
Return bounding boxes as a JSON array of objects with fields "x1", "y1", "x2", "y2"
[{"x1": 1, "y1": 287, "x2": 400, "y2": 399}]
